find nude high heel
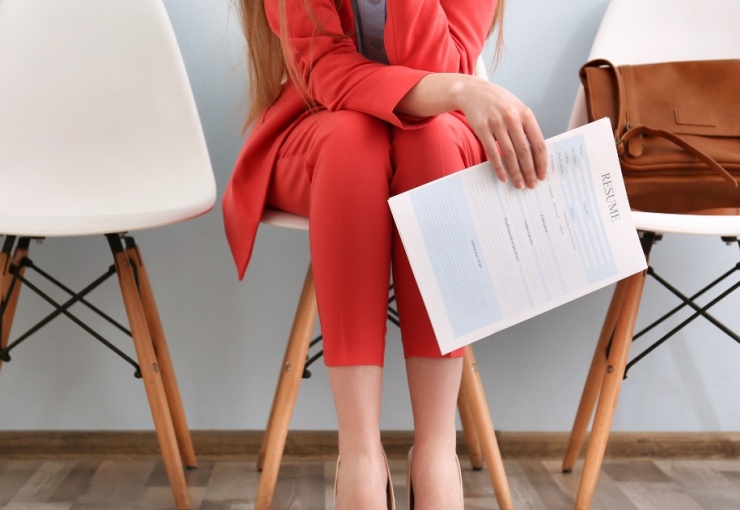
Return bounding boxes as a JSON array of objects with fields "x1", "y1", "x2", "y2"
[
  {"x1": 407, "y1": 446, "x2": 415, "y2": 510},
  {"x1": 384, "y1": 451, "x2": 396, "y2": 510},
  {"x1": 455, "y1": 453, "x2": 463, "y2": 505},
  {"x1": 334, "y1": 456, "x2": 340, "y2": 503},
  {"x1": 334, "y1": 453, "x2": 396, "y2": 510},
  {"x1": 406, "y1": 446, "x2": 463, "y2": 510}
]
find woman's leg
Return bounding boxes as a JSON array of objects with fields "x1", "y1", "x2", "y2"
[
  {"x1": 391, "y1": 113, "x2": 486, "y2": 508},
  {"x1": 406, "y1": 357, "x2": 464, "y2": 508},
  {"x1": 329, "y1": 365, "x2": 387, "y2": 509},
  {"x1": 389, "y1": 113, "x2": 486, "y2": 359},
  {"x1": 269, "y1": 110, "x2": 394, "y2": 367},
  {"x1": 268, "y1": 110, "x2": 394, "y2": 509}
]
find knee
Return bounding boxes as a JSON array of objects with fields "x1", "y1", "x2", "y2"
[
  {"x1": 392, "y1": 114, "x2": 460, "y2": 154},
  {"x1": 310, "y1": 111, "x2": 391, "y2": 176},
  {"x1": 307, "y1": 111, "x2": 393, "y2": 203}
]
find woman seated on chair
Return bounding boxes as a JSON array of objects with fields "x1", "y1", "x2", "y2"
[{"x1": 223, "y1": 0, "x2": 547, "y2": 507}]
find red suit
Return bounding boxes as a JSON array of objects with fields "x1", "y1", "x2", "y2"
[{"x1": 223, "y1": 0, "x2": 497, "y2": 365}]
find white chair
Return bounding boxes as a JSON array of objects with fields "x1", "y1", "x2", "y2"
[
  {"x1": 0, "y1": 1, "x2": 216, "y2": 508},
  {"x1": 561, "y1": 0, "x2": 740, "y2": 507},
  {"x1": 253, "y1": 57, "x2": 514, "y2": 509}
]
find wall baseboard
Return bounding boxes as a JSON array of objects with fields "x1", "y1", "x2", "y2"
[{"x1": 1, "y1": 430, "x2": 739, "y2": 459}]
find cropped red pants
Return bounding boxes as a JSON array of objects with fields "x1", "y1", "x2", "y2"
[{"x1": 266, "y1": 110, "x2": 486, "y2": 366}]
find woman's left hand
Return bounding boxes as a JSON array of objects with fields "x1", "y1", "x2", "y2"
[
  {"x1": 396, "y1": 72, "x2": 548, "y2": 189},
  {"x1": 454, "y1": 75, "x2": 547, "y2": 189}
]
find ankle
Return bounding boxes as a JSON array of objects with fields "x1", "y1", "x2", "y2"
[
  {"x1": 411, "y1": 434, "x2": 457, "y2": 460},
  {"x1": 338, "y1": 432, "x2": 383, "y2": 457}
]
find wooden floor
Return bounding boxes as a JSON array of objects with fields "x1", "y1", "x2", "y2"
[{"x1": 2, "y1": 456, "x2": 740, "y2": 509}]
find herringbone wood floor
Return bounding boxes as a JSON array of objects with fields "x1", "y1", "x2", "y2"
[{"x1": 2, "y1": 456, "x2": 740, "y2": 509}]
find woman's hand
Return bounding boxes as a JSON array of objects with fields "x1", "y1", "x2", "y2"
[
  {"x1": 455, "y1": 76, "x2": 547, "y2": 189},
  {"x1": 396, "y1": 73, "x2": 548, "y2": 189}
]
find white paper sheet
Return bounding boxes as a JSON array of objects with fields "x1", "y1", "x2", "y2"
[{"x1": 388, "y1": 118, "x2": 647, "y2": 354}]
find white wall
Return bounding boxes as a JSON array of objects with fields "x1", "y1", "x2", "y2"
[{"x1": 2, "y1": 0, "x2": 739, "y2": 433}]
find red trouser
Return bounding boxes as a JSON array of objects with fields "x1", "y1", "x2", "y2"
[{"x1": 266, "y1": 110, "x2": 485, "y2": 366}]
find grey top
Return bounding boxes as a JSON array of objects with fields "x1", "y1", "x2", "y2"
[{"x1": 351, "y1": 0, "x2": 388, "y2": 64}]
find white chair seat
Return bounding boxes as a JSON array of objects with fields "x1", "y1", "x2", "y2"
[
  {"x1": 633, "y1": 211, "x2": 740, "y2": 237},
  {"x1": 0, "y1": 0, "x2": 216, "y2": 237},
  {"x1": 0, "y1": 203, "x2": 215, "y2": 238},
  {"x1": 261, "y1": 208, "x2": 309, "y2": 231}
]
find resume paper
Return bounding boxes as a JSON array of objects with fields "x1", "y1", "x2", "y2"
[{"x1": 388, "y1": 118, "x2": 647, "y2": 354}]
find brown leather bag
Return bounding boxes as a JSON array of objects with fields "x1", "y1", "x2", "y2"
[{"x1": 579, "y1": 59, "x2": 740, "y2": 214}]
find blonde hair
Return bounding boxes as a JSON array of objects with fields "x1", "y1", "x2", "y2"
[{"x1": 237, "y1": 0, "x2": 505, "y2": 128}]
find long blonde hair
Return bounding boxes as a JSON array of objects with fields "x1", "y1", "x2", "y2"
[{"x1": 237, "y1": 0, "x2": 506, "y2": 127}]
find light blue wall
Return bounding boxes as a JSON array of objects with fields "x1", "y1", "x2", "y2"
[{"x1": 2, "y1": 0, "x2": 740, "y2": 433}]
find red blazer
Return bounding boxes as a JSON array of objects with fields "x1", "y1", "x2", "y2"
[{"x1": 223, "y1": 0, "x2": 497, "y2": 279}]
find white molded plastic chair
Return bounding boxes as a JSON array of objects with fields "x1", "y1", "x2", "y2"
[
  {"x1": 562, "y1": 0, "x2": 740, "y2": 507},
  {"x1": 255, "y1": 56, "x2": 514, "y2": 510},
  {"x1": 0, "y1": 1, "x2": 216, "y2": 508}
]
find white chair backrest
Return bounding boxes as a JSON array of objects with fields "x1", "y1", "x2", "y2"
[
  {"x1": 0, "y1": 0, "x2": 216, "y2": 236},
  {"x1": 570, "y1": 0, "x2": 740, "y2": 129},
  {"x1": 589, "y1": 0, "x2": 740, "y2": 66}
]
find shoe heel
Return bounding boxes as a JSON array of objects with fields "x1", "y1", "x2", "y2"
[
  {"x1": 456, "y1": 453, "x2": 463, "y2": 505},
  {"x1": 407, "y1": 446, "x2": 414, "y2": 510},
  {"x1": 334, "y1": 455, "x2": 340, "y2": 504},
  {"x1": 384, "y1": 451, "x2": 396, "y2": 510}
]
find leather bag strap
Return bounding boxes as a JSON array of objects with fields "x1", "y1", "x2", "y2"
[
  {"x1": 581, "y1": 59, "x2": 628, "y2": 138},
  {"x1": 619, "y1": 125, "x2": 738, "y2": 187}
]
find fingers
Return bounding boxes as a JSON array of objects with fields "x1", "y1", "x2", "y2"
[
  {"x1": 496, "y1": 129, "x2": 530, "y2": 189},
  {"x1": 496, "y1": 109, "x2": 547, "y2": 189},
  {"x1": 479, "y1": 132, "x2": 509, "y2": 184},
  {"x1": 524, "y1": 116, "x2": 548, "y2": 181}
]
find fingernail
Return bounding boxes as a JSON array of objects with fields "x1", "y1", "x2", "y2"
[
  {"x1": 528, "y1": 180, "x2": 537, "y2": 189},
  {"x1": 515, "y1": 180, "x2": 525, "y2": 189}
]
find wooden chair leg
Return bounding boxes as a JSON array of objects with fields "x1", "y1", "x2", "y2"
[
  {"x1": 574, "y1": 270, "x2": 647, "y2": 510},
  {"x1": 108, "y1": 235, "x2": 190, "y2": 510},
  {"x1": 457, "y1": 381, "x2": 484, "y2": 470},
  {"x1": 1, "y1": 239, "x2": 28, "y2": 375},
  {"x1": 256, "y1": 265, "x2": 318, "y2": 510},
  {"x1": 562, "y1": 278, "x2": 631, "y2": 473},
  {"x1": 125, "y1": 241, "x2": 197, "y2": 468},
  {"x1": 461, "y1": 345, "x2": 513, "y2": 510},
  {"x1": 256, "y1": 266, "x2": 316, "y2": 472}
]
